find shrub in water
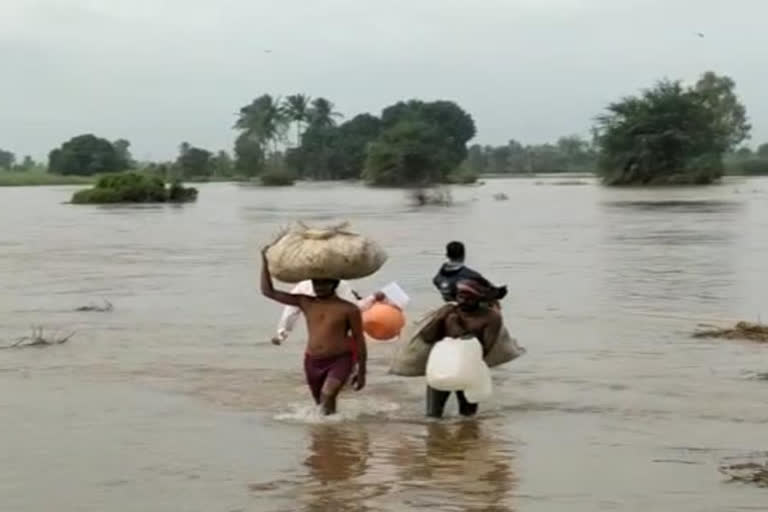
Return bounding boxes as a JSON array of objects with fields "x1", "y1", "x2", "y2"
[{"x1": 71, "y1": 172, "x2": 198, "y2": 204}]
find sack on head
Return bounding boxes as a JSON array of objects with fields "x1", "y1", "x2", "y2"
[{"x1": 265, "y1": 222, "x2": 387, "y2": 283}]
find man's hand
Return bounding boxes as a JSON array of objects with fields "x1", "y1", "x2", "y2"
[{"x1": 351, "y1": 365, "x2": 366, "y2": 391}]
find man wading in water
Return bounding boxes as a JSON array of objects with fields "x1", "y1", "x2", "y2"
[
  {"x1": 260, "y1": 248, "x2": 367, "y2": 415},
  {"x1": 421, "y1": 279, "x2": 502, "y2": 418}
]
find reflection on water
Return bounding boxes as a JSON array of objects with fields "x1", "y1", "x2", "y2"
[{"x1": 275, "y1": 421, "x2": 519, "y2": 512}]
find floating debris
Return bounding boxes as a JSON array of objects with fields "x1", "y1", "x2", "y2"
[
  {"x1": 493, "y1": 193, "x2": 509, "y2": 201},
  {"x1": 719, "y1": 459, "x2": 768, "y2": 487},
  {"x1": 535, "y1": 180, "x2": 589, "y2": 186},
  {"x1": 0, "y1": 327, "x2": 75, "y2": 349},
  {"x1": 408, "y1": 188, "x2": 453, "y2": 207},
  {"x1": 75, "y1": 299, "x2": 114, "y2": 312},
  {"x1": 693, "y1": 321, "x2": 768, "y2": 342}
]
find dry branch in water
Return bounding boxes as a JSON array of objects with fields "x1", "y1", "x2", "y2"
[
  {"x1": 75, "y1": 299, "x2": 113, "y2": 312},
  {"x1": 693, "y1": 321, "x2": 768, "y2": 342},
  {"x1": 0, "y1": 327, "x2": 75, "y2": 349}
]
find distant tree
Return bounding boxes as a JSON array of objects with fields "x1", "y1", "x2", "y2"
[
  {"x1": 595, "y1": 72, "x2": 750, "y2": 186},
  {"x1": 693, "y1": 72, "x2": 751, "y2": 153},
  {"x1": 48, "y1": 134, "x2": 123, "y2": 176},
  {"x1": 757, "y1": 143, "x2": 768, "y2": 158},
  {"x1": 363, "y1": 120, "x2": 454, "y2": 186},
  {"x1": 381, "y1": 100, "x2": 476, "y2": 168},
  {"x1": 506, "y1": 139, "x2": 528, "y2": 173},
  {"x1": 234, "y1": 133, "x2": 266, "y2": 176},
  {"x1": 735, "y1": 146, "x2": 753, "y2": 158},
  {"x1": 234, "y1": 94, "x2": 288, "y2": 170},
  {"x1": 283, "y1": 94, "x2": 311, "y2": 146},
  {"x1": 176, "y1": 143, "x2": 212, "y2": 177},
  {"x1": 308, "y1": 97, "x2": 342, "y2": 129},
  {"x1": 15, "y1": 155, "x2": 36, "y2": 172},
  {"x1": 466, "y1": 144, "x2": 487, "y2": 173},
  {"x1": 211, "y1": 150, "x2": 234, "y2": 177},
  {"x1": 332, "y1": 114, "x2": 382, "y2": 179},
  {"x1": 113, "y1": 139, "x2": 135, "y2": 169},
  {"x1": 489, "y1": 146, "x2": 511, "y2": 174},
  {"x1": 0, "y1": 149, "x2": 15, "y2": 170}
]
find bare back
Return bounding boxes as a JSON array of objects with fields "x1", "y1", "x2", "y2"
[{"x1": 299, "y1": 296, "x2": 361, "y2": 358}]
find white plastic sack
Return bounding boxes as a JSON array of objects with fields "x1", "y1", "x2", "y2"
[
  {"x1": 426, "y1": 337, "x2": 485, "y2": 392},
  {"x1": 463, "y1": 362, "x2": 492, "y2": 403}
]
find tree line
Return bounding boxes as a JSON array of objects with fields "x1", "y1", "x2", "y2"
[{"x1": 2, "y1": 70, "x2": 765, "y2": 186}]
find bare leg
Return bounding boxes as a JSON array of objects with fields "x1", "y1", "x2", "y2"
[{"x1": 320, "y1": 377, "x2": 344, "y2": 415}]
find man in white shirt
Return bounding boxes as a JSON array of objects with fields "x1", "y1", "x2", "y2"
[{"x1": 271, "y1": 280, "x2": 382, "y2": 345}]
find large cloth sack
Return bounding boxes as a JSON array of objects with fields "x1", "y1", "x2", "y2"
[
  {"x1": 426, "y1": 338, "x2": 485, "y2": 392},
  {"x1": 389, "y1": 305, "x2": 525, "y2": 377},
  {"x1": 484, "y1": 326, "x2": 526, "y2": 367},
  {"x1": 266, "y1": 222, "x2": 387, "y2": 283},
  {"x1": 389, "y1": 306, "x2": 451, "y2": 377},
  {"x1": 463, "y1": 362, "x2": 493, "y2": 403}
]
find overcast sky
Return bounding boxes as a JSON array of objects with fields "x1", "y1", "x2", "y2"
[{"x1": 1, "y1": 0, "x2": 766, "y2": 161}]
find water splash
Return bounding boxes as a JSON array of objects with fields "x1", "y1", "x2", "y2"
[{"x1": 274, "y1": 397, "x2": 401, "y2": 424}]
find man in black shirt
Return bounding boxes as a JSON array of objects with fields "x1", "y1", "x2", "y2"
[{"x1": 433, "y1": 241, "x2": 507, "y2": 303}]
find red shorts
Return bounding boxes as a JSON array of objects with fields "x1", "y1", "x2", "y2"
[{"x1": 303, "y1": 352, "x2": 355, "y2": 403}]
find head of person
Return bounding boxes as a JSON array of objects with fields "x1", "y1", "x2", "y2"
[
  {"x1": 455, "y1": 279, "x2": 489, "y2": 311},
  {"x1": 312, "y1": 278, "x2": 340, "y2": 298},
  {"x1": 446, "y1": 241, "x2": 465, "y2": 263}
]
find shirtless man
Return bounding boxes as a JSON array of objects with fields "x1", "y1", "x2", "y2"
[
  {"x1": 421, "y1": 279, "x2": 502, "y2": 418},
  {"x1": 260, "y1": 248, "x2": 367, "y2": 415}
]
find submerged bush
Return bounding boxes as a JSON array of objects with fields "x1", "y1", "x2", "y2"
[
  {"x1": 71, "y1": 172, "x2": 198, "y2": 204},
  {"x1": 259, "y1": 166, "x2": 296, "y2": 186}
]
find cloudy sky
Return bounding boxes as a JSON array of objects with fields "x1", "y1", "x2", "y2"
[{"x1": 1, "y1": 0, "x2": 765, "y2": 161}]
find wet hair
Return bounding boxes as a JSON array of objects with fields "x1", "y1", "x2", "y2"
[{"x1": 446, "y1": 241, "x2": 465, "y2": 262}]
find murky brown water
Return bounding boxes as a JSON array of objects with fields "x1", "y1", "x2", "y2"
[{"x1": 1, "y1": 178, "x2": 768, "y2": 511}]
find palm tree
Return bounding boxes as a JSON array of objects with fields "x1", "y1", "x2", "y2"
[
  {"x1": 234, "y1": 94, "x2": 288, "y2": 154},
  {"x1": 308, "y1": 97, "x2": 342, "y2": 129},
  {"x1": 283, "y1": 94, "x2": 311, "y2": 146}
]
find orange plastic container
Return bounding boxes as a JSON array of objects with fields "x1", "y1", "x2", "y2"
[{"x1": 362, "y1": 303, "x2": 406, "y2": 340}]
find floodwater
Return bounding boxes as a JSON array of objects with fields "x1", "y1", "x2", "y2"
[{"x1": 1, "y1": 177, "x2": 767, "y2": 511}]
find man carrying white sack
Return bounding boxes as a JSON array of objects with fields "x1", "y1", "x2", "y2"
[{"x1": 271, "y1": 280, "x2": 385, "y2": 345}]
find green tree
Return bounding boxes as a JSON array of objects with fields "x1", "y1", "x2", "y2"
[
  {"x1": 176, "y1": 143, "x2": 213, "y2": 177},
  {"x1": 332, "y1": 114, "x2": 382, "y2": 179},
  {"x1": 308, "y1": 97, "x2": 342, "y2": 129},
  {"x1": 488, "y1": 146, "x2": 511, "y2": 174},
  {"x1": 15, "y1": 155, "x2": 36, "y2": 172},
  {"x1": 693, "y1": 72, "x2": 751, "y2": 153},
  {"x1": 0, "y1": 149, "x2": 15, "y2": 170},
  {"x1": 466, "y1": 145, "x2": 488, "y2": 173},
  {"x1": 211, "y1": 150, "x2": 234, "y2": 177},
  {"x1": 595, "y1": 73, "x2": 748, "y2": 185},
  {"x1": 234, "y1": 134, "x2": 266, "y2": 176},
  {"x1": 48, "y1": 134, "x2": 123, "y2": 176},
  {"x1": 363, "y1": 120, "x2": 454, "y2": 186},
  {"x1": 113, "y1": 139, "x2": 135, "y2": 169},
  {"x1": 235, "y1": 94, "x2": 288, "y2": 156},
  {"x1": 283, "y1": 94, "x2": 311, "y2": 146},
  {"x1": 757, "y1": 143, "x2": 768, "y2": 158},
  {"x1": 381, "y1": 100, "x2": 476, "y2": 168}
]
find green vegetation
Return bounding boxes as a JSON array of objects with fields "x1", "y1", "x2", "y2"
[
  {"x1": 71, "y1": 173, "x2": 197, "y2": 204},
  {"x1": 466, "y1": 136, "x2": 597, "y2": 175},
  {"x1": 5, "y1": 72, "x2": 767, "y2": 190},
  {"x1": 595, "y1": 72, "x2": 750, "y2": 186},
  {"x1": 49, "y1": 134, "x2": 134, "y2": 175}
]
